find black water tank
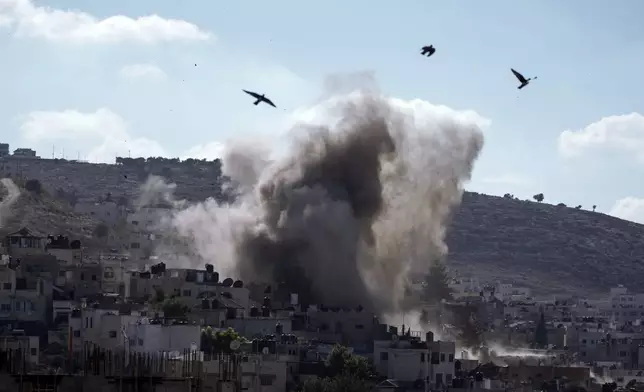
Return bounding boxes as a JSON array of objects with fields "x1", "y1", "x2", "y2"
[
  {"x1": 264, "y1": 285, "x2": 272, "y2": 294},
  {"x1": 389, "y1": 326, "x2": 398, "y2": 336},
  {"x1": 205, "y1": 264, "x2": 214, "y2": 273},
  {"x1": 202, "y1": 299, "x2": 210, "y2": 309},
  {"x1": 233, "y1": 280, "x2": 243, "y2": 288},
  {"x1": 250, "y1": 307, "x2": 259, "y2": 317},
  {"x1": 222, "y1": 278, "x2": 233, "y2": 287},
  {"x1": 263, "y1": 296, "x2": 271, "y2": 308},
  {"x1": 426, "y1": 331, "x2": 434, "y2": 343},
  {"x1": 261, "y1": 306, "x2": 270, "y2": 317}
]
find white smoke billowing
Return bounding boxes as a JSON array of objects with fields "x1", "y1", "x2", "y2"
[
  {"x1": 0, "y1": 178, "x2": 20, "y2": 228},
  {"x1": 144, "y1": 80, "x2": 486, "y2": 315}
]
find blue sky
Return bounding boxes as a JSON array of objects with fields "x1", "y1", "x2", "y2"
[{"x1": 1, "y1": 0, "x2": 644, "y2": 222}]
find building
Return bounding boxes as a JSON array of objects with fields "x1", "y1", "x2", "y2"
[
  {"x1": 373, "y1": 326, "x2": 456, "y2": 390},
  {"x1": 0, "y1": 143, "x2": 9, "y2": 157}
]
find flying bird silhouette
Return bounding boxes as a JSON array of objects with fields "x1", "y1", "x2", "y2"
[
  {"x1": 242, "y1": 89, "x2": 277, "y2": 108},
  {"x1": 420, "y1": 45, "x2": 436, "y2": 57},
  {"x1": 511, "y1": 68, "x2": 537, "y2": 89}
]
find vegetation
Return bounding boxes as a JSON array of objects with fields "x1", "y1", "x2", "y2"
[
  {"x1": 423, "y1": 261, "x2": 453, "y2": 304},
  {"x1": 299, "y1": 345, "x2": 372, "y2": 392},
  {"x1": 25, "y1": 179, "x2": 42, "y2": 194},
  {"x1": 93, "y1": 223, "x2": 109, "y2": 239},
  {"x1": 300, "y1": 374, "x2": 369, "y2": 392},
  {"x1": 533, "y1": 193, "x2": 544, "y2": 202},
  {"x1": 200, "y1": 327, "x2": 247, "y2": 354},
  {"x1": 534, "y1": 312, "x2": 548, "y2": 349},
  {"x1": 158, "y1": 297, "x2": 190, "y2": 318}
]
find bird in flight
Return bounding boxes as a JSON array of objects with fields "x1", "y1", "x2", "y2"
[
  {"x1": 420, "y1": 45, "x2": 436, "y2": 57},
  {"x1": 511, "y1": 68, "x2": 537, "y2": 90},
  {"x1": 242, "y1": 89, "x2": 277, "y2": 108}
]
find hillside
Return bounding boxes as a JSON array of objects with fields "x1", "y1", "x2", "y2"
[
  {"x1": 446, "y1": 192, "x2": 644, "y2": 296},
  {"x1": 3, "y1": 155, "x2": 644, "y2": 297},
  {"x1": 0, "y1": 182, "x2": 101, "y2": 241}
]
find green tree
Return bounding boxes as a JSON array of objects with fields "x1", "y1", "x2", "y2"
[
  {"x1": 533, "y1": 193, "x2": 544, "y2": 202},
  {"x1": 300, "y1": 374, "x2": 369, "y2": 392},
  {"x1": 325, "y1": 345, "x2": 371, "y2": 379},
  {"x1": 423, "y1": 262, "x2": 453, "y2": 303},
  {"x1": 201, "y1": 327, "x2": 246, "y2": 354},
  {"x1": 25, "y1": 179, "x2": 42, "y2": 195},
  {"x1": 93, "y1": 223, "x2": 109, "y2": 239},
  {"x1": 534, "y1": 312, "x2": 548, "y2": 348},
  {"x1": 159, "y1": 297, "x2": 190, "y2": 318}
]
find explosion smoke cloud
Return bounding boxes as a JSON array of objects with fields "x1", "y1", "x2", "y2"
[{"x1": 151, "y1": 83, "x2": 486, "y2": 315}]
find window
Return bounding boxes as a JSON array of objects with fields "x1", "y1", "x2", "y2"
[
  {"x1": 15, "y1": 302, "x2": 21, "y2": 311},
  {"x1": 73, "y1": 330, "x2": 80, "y2": 338},
  {"x1": 30, "y1": 348, "x2": 37, "y2": 356},
  {"x1": 380, "y1": 352, "x2": 388, "y2": 360},
  {"x1": 259, "y1": 375, "x2": 274, "y2": 386},
  {"x1": 90, "y1": 318, "x2": 93, "y2": 328},
  {"x1": 183, "y1": 290, "x2": 192, "y2": 297},
  {"x1": 355, "y1": 324, "x2": 364, "y2": 330},
  {"x1": 440, "y1": 353, "x2": 446, "y2": 362},
  {"x1": 420, "y1": 353, "x2": 425, "y2": 362},
  {"x1": 138, "y1": 339, "x2": 143, "y2": 346},
  {"x1": 431, "y1": 352, "x2": 440, "y2": 364},
  {"x1": 0, "y1": 304, "x2": 10, "y2": 312},
  {"x1": 80, "y1": 273, "x2": 85, "y2": 280},
  {"x1": 91, "y1": 275, "x2": 97, "y2": 281},
  {"x1": 449, "y1": 353, "x2": 454, "y2": 362},
  {"x1": 3, "y1": 283, "x2": 11, "y2": 290},
  {"x1": 132, "y1": 221, "x2": 139, "y2": 226},
  {"x1": 130, "y1": 242, "x2": 140, "y2": 249},
  {"x1": 109, "y1": 331, "x2": 117, "y2": 338}
]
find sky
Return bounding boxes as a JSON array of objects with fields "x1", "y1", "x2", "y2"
[{"x1": 1, "y1": 0, "x2": 644, "y2": 223}]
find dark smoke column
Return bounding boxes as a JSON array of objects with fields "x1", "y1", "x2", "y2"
[{"x1": 235, "y1": 97, "x2": 397, "y2": 310}]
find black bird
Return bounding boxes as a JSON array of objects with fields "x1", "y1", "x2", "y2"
[
  {"x1": 242, "y1": 89, "x2": 277, "y2": 108},
  {"x1": 420, "y1": 45, "x2": 436, "y2": 57},
  {"x1": 511, "y1": 68, "x2": 537, "y2": 89}
]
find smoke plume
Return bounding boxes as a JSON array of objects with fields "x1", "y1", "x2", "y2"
[
  {"x1": 150, "y1": 82, "x2": 485, "y2": 314},
  {"x1": 0, "y1": 178, "x2": 20, "y2": 228}
]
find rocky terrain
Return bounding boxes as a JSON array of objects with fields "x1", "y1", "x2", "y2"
[
  {"x1": 0, "y1": 181, "x2": 101, "y2": 240},
  {"x1": 2, "y1": 156, "x2": 644, "y2": 296},
  {"x1": 447, "y1": 192, "x2": 644, "y2": 296}
]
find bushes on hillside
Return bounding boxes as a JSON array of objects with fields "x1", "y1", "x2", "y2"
[{"x1": 25, "y1": 179, "x2": 43, "y2": 194}]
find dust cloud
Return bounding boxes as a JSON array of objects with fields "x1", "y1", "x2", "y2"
[{"x1": 146, "y1": 78, "x2": 485, "y2": 314}]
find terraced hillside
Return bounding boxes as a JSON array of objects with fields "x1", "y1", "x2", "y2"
[{"x1": 447, "y1": 192, "x2": 644, "y2": 296}]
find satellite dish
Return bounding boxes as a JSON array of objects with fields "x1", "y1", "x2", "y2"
[
  {"x1": 230, "y1": 340, "x2": 241, "y2": 351},
  {"x1": 262, "y1": 347, "x2": 270, "y2": 355}
]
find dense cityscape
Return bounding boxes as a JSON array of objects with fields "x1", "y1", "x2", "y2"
[{"x1": 0, "y1": 144, "x2": 641, "y2": 392}]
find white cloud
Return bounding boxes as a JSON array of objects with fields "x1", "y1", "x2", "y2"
[
  {"x1": 609, "y1": 197, "x2": 644, "y2": 224},
  {"x1": 0, "y1": 0, "x2": 212, "y2": 44},
  {"x1": 119, "y1": 64, "x2": 167, "y2": 81},
  {"x1": 480, "y1": 173, "x2": 534, "y2": 188},
  {"x1": 19, "y1": 108, "x2": 166, "y2": 162},
  {"x1": 181, "y1": 142, "x2": 226, "y2": 161},
  {"x1": 558, "y1": 112, "x2": 644, "y2": 161}
]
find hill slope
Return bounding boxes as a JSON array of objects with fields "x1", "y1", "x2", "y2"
[
  {"x1": 0, "y1": 182, "x2": 100, "y2": 240},
  {"x1": 447, "y1": 192, "x2": 644, "y2": 296}
]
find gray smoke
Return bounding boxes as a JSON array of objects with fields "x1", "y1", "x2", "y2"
[
  {"x1": 154, "y1": 83, "x2": 485, "y2": 313},
  {"x1": 0, "y1": 178, "x2": 20, "y2": 228}
]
